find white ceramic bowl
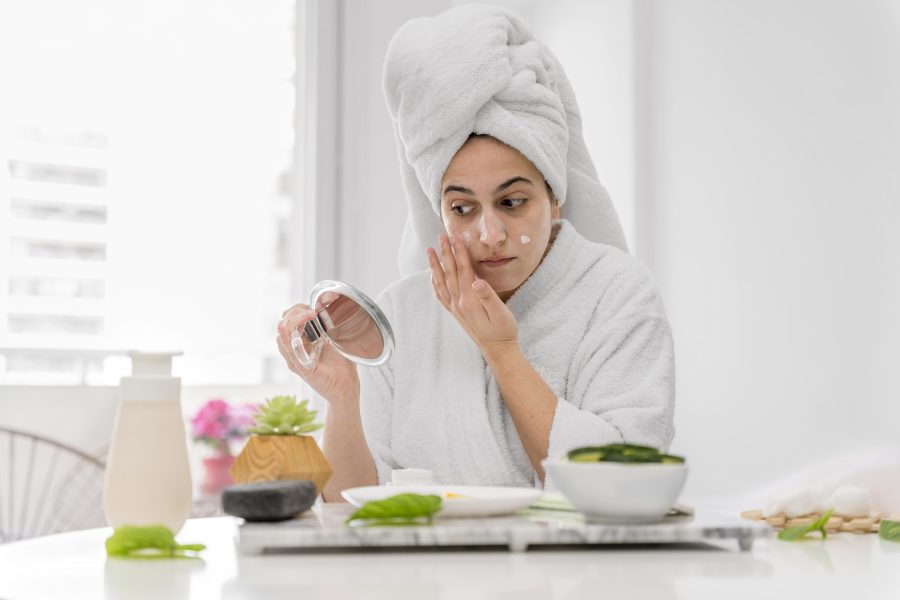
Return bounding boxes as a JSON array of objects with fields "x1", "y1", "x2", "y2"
[{"x1": 542, "y1": 459, "x2": 688, "y2": 523}]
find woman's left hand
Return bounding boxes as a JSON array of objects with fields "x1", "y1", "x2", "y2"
[{"x1": 427, "y1": 233, "x2": 519, "y2": 356}]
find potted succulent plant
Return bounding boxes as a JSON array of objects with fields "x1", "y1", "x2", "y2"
[{"x1": 229, "y1": 395, "x2": 332, "y2": 495}]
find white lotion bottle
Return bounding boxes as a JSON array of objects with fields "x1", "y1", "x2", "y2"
[{"x1": 103, "y1": 351, "x2": 193, "y2": 534}]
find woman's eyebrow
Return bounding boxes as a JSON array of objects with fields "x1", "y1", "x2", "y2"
[
  {"x1": 443, "y1": 176, "x2": 534, "y2": 197},
  {"x1": 443, "y1": 184, "x2": 474, "y2": 196},
  {"x1": 493, "y1": 176, "x2": 534, "y2": 194}
]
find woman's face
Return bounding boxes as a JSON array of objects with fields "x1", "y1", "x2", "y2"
[{"x1": 440, "y1": 136, "x2": 560, "y2": 302}]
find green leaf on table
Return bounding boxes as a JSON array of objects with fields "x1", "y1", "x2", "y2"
[
  {"x1": 345, "y1": 493, "x2": 442, "y2": 526},
  {"x1": 778, "y1": 508, "x2": 833, "y2": 541},
  {"x1": 105, "y1": 525, "x2": 206, "y2": 558},
  {"x1": 879, "y1": 520, "x2": 900, "y2": 542}
]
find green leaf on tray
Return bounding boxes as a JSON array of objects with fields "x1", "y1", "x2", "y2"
[
  {"x1": 345, "y1": 493, "x2": 442, "y2": 526},
  {"x1": 105, "y1": 525, "x2": 206, "y2": 558},
  {"x1": 777, "y1": 508, "x2": 833, "y2": 541},
  {"x1": 879, "y1": 520, "x2": 900, "y2": 542}
]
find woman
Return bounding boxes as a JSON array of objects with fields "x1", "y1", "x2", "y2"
[{"x1": 276, "y1": 5, "x2": 675, "y2": 501}]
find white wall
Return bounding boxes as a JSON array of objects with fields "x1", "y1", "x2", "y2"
[
  {"x1": 333, "y1": 0, "x2": 900, "y2": 505},
  {"x1": 643, "y1": 0, "x2": 900, "y2": 502}
]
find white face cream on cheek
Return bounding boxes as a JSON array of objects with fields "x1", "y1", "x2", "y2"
[{"x1": 520, "y1": 234, "x2": 531, "y2": 244}]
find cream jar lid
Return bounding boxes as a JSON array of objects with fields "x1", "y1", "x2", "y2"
[{"x1": 389, "y1": 468, "x2": 435, "y2": 486}]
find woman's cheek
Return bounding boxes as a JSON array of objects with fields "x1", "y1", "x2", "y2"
[{"x1": 442, "y1": 220, "x2": 466, "y2": 238}]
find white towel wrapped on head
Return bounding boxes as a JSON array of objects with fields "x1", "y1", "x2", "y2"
[{"x1": 383, "y1": 3, "x2": 628, "y2": 276}]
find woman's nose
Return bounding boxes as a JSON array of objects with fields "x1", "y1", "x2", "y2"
[{"x1": 478, "y1": 211, "x2": 507, "y2": 245}]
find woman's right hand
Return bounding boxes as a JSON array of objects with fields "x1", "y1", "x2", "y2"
[{"x1": 276, "y1": 301, "x2": 360, "y2": 407}]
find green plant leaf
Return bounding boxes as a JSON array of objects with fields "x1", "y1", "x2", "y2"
[
  {"x1": 247, "y1": 395, "x2": 323, "y2": 437},
  {"x1": 105, "y1": 525, "x2": 206, "y2": 558},
  {"x1": 778, "y1": 508, "x2": 833, "y2": 541},
  {"x1": 345, "y1": 494, "x2": 442, "y2": 526},
  {"x1": 879, "y1": 520, "x2": 900, "y2": 542}
]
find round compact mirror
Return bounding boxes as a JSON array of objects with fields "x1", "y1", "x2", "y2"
[{"x1": 290, "y1": 280, "x2": 394, "y2": 370}]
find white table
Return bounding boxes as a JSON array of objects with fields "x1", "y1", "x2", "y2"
[{"x1": 1, "y1": 514, "x2": 899, "y2": 599}]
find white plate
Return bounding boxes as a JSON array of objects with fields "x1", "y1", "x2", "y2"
[{"x1": 341, "y1": 485, "x2": 543, "y2": 518}]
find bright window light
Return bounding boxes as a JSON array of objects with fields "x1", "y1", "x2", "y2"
[{"x1": 0, "y1": 0, "x2": 299, "y2": 385}]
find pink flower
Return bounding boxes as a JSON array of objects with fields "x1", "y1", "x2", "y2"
[{"x1": 190, "y1": 398, "x2": 258, "y2": 456}]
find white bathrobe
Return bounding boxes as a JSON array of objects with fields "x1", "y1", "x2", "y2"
[{"x1": 359, "y1": 219, "x2": 675, "y2": 488}]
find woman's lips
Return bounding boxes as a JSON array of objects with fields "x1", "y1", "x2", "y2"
[{"x1": 480, "y1": 257, "x2": 515, "y2": 267}]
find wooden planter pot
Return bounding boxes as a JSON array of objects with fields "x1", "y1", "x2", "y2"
[{"x1": 230, "y1": 435, "x2": 333, "y2": 495}]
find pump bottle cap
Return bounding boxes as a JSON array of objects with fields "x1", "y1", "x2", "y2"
[
  {"x1": 128, "y1": 351, "x2": 182, "y2": 376},
  {"x1": 121, "y1": 350, "x2": 183, "y2": 402}
]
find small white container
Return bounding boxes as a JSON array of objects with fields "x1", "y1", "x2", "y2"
[{"x1": 387, "y1": 468, "x2": 435, "y2": 486}]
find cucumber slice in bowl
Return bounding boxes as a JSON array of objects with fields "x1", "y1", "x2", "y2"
[{"x1": 565, "y1": 443, "x2": 685, "y2": 464}]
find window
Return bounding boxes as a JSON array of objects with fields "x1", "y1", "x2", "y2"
[{"x1": 0, "y1": 0, "x2": 298, "y2": 385}]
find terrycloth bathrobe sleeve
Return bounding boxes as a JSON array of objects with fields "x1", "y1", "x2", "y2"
[
  {"x1": 547, "y1": 261, "x2": 676, "y2": 461},
  {"x1": 357, "y1": 292, "x2": 399, "y2": 485}
]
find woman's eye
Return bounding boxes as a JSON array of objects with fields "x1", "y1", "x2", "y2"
[
  {"x1": 451, "y1": 204, "x2": 474, "y2": 215},
  {"x1": 502, "y1": 197, "x2": 526, "y2": 208}
]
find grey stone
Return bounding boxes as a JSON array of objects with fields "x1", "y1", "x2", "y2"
[{"x1": 222, "y1": 480, "x2": 317, "y2": 522}]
